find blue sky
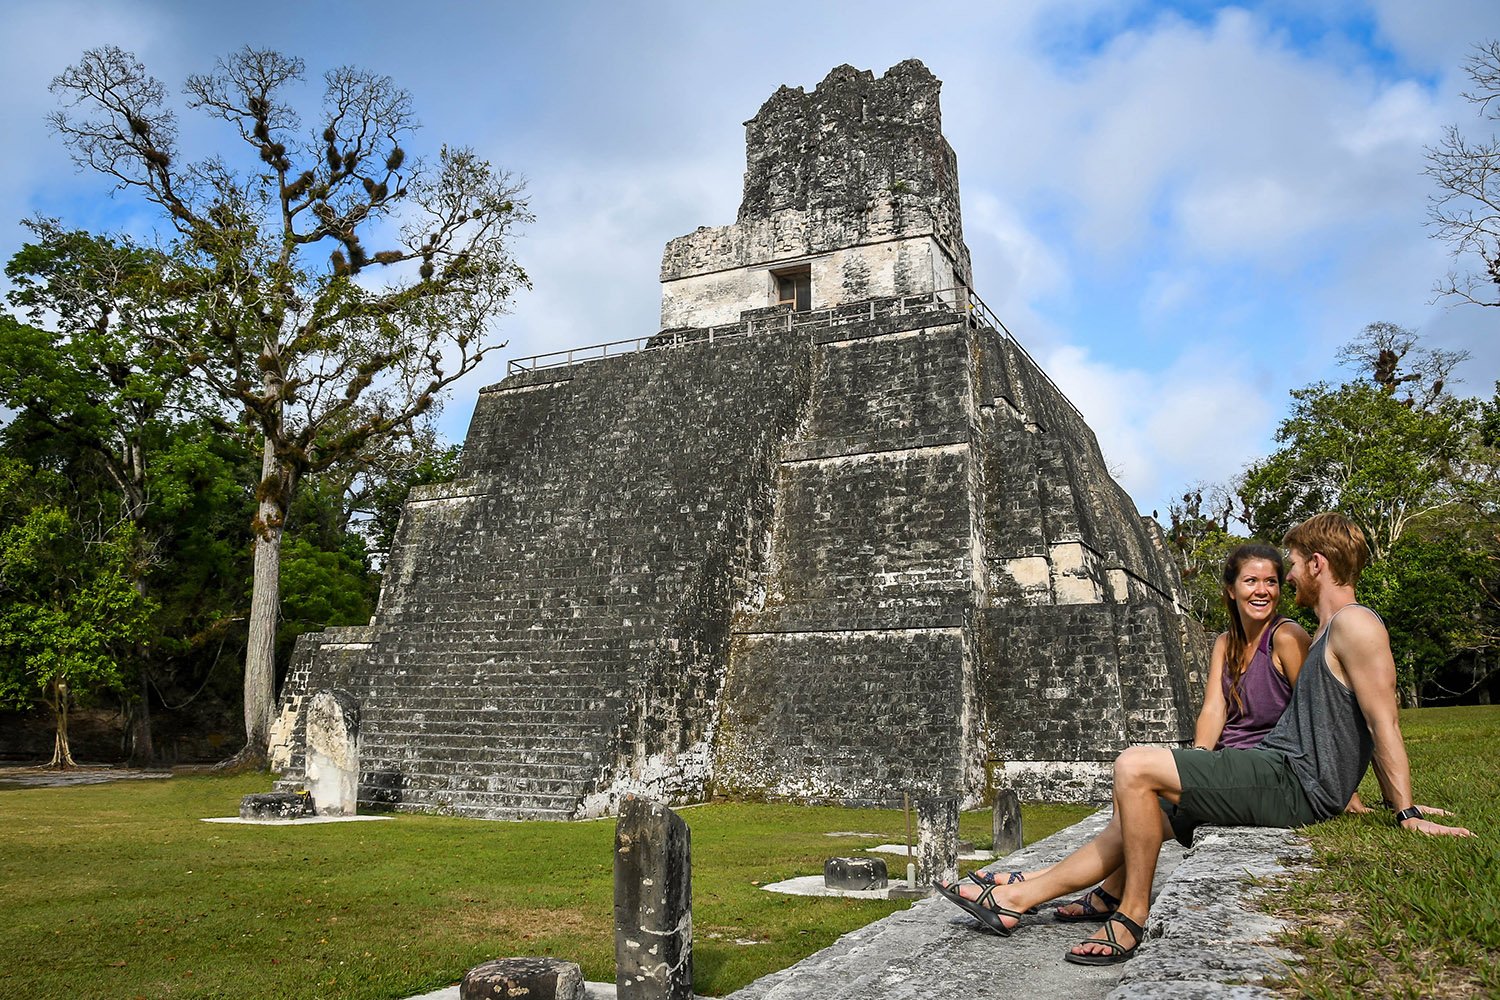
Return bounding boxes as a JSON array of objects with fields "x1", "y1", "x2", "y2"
[{"x1": 2, "y1": 0, "x2": 1497, "y2": 518}]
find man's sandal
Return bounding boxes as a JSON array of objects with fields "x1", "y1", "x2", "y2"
[
  {"x1": 965, "y1": 870, "x2": 1039, "y2": 913},
  {"x1": 1063, "y1": 911, "x2": 1146, "y2": 966},
  {"x1": 933, "y1": 879, "x2": 1025, "y2": 937},
  {"x1": 1054, "y1": 883, "x2": 1121, "y2": 923}
]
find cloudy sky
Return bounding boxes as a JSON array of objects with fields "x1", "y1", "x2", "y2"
[{"x1": 2, "y1": 0, "x2": 1497, "y2": 518}]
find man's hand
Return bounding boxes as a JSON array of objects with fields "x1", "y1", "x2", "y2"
[{"x1": 1401, "y1": 815, "x2": 1474, "y2": 837}]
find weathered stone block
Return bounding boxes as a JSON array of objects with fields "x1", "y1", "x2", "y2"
[
  {"x1": 916, "y1": 795, "x2": 958, "y2": 885},
  {"x1": 461, "y1": 957, "x2": 583, "y2": 1000},
  {"x1": 305, "y1": 689, "x2": 360, "y2": 817},
  {"x1": 240, "y1": 791, "x2": 313, "y2": 820},
  {"x1": 992, "y1": 787, "x2": 1022, "y2": 855},
  {"x1": 823, "y1": 856, "x2": 887, "y2": 890},
  {"x1": 615, "y1": 796, "x2": 692, "y2": 1000}
]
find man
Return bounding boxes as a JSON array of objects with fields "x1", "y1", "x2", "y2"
[{"x1": 936, "y1": 512, "x2": 1473, "y2": 965}]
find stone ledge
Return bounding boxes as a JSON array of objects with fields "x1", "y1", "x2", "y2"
[{"x1": 1110, "y1": 825, "x2": 1310, "y2": 1000}]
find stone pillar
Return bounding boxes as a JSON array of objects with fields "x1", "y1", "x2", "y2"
[
  {"x1": 305, "y1": 689, "x2": 360, "y2": 817},
  {"x1": 614, "y1": 795, "x2": 692, "y2": 1000},
  {"x1": 916, "y1": 795, "x2": 959, "y2": 885},
  {"x1": 462, "y1": 958, "x2": 583, "y2": 1000},
  {"x1": 992, "y1": 787, "x2": 1022, "y2": 856}
]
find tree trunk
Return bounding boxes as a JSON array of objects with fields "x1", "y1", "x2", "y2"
[
  {"x1": 130, "y1": 577, "x2": 154, "y2": 765},
  {"x1": 240, "y1": 436, "x2": 285, "y2": 763},
  {"x1": 132, "y1": 669, "x2": 155, "y2": 764},
  {"x1": 45, "y1": 677, "x2": 76, "y2": 770}
]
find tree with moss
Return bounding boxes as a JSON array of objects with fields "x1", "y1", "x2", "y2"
[{"x1": 49, "y1": 46, "x2": 531, "y2": 765}]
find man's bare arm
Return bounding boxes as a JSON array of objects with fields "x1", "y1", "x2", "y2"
[{"x1": 1331, "y1": 609, "x2": 1473, "y2": 837}]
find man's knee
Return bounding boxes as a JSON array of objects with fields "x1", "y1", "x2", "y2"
[{"x1": 1114, "y1": 746, "x2": 1180, "y2": 795}]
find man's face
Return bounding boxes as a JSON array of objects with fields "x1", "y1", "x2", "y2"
[{"x1": 1286, "y1": 548, "x2": 1318, "y2": 608}]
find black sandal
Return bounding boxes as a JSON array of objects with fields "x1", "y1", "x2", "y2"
[
  {"x1": 1064, "y1": 911, "x2": 1146, "y2": 966},
  {"x1": 1053, "y1": 883, "x2": 1121, "y2": 923},
  {"x1": 933, "y1": 879, "x2": 1025, "y2": 937},
  {"x1": 966, "y1": 870, "x2": 1039, "y2": 913}
]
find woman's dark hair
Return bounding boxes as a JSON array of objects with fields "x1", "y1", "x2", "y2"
[{"x1": 1221, "y1": 543, "x2": 1284, "y2": 715}]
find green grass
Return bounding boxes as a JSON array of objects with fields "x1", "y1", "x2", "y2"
[
  {"x1": 0, "y1": 776, "x2": 1090, "y2": 999},
  {"x1": 1265, "y1": 705, "x2": 1500, "y2": 999}
]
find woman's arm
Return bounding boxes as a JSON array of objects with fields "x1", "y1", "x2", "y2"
[
  {"x1": 1193, "y1": 633, "x2": 1230, "y2": 750},
  {"x1": 1270, "y1": 619, "x2": 1311, "y2": 688}
]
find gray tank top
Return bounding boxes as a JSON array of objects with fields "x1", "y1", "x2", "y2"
[{"x1": 1259, "y1": 605, "x2": 1376, "y2": 819}]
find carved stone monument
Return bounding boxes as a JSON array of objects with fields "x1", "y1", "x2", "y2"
[
  {"x1": 304, "y1": 689, "x2": 360, "y2": 817},
  {"x1": 270, "y1": 60, "x2": 1206, "y2": 819},
  {"x1": 614, "y1": 796, "x2": 692, "y2": 1000}
]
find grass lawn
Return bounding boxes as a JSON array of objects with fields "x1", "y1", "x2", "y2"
[
  {"x1": 1267, "y1": 704, "x2": 1500, "y2": 999},
  {"x1": 0, "y1": 775, "x2": 1090, "y2": 999}
]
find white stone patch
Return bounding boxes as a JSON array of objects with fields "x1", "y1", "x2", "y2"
[
  {"x1": 486, "y1": 380, "x2": 571, "y2": 395},
  {"x1": 779, "y1": 442, "x2": 968, "y2": 468}
]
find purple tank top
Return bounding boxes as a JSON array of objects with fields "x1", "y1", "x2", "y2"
[{"x1": 1217, "y1": 619, "x2": 1293, "y2": 750}]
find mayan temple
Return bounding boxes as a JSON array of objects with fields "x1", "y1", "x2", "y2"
[{"x1": 270, "y1": 60, "x2": 1208, "y2": 819}]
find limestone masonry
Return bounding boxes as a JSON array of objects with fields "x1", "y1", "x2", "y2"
[{"x1": 271, "y1": 60, "x2": 1209, "y2": 819}]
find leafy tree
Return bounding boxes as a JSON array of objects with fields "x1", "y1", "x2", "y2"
[
  {"x1": 1427, "y1": 39, "x2": 1500, "y2": 308},
  {"x1": 1164, "y1": 485, "x2": 1247, "y2": 633},
  {"x1": 0, "y1": 459, "x2": 155, "y2": 766},
  {"x1": 49, "y1": 46, "x2": 531, "y2": 764},
  {"x1": 1238, "y1": 327, "x2": 1500, "y2": 699},
  {"x1": 1239, "y1": 381, "x2": 1477, "y2": 562},
  {"x1": 1, "y1": 224, "x2": 204, "y2": 758}
]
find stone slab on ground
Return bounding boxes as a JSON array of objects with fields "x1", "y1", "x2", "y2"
[
  {"x1": 202, "y1": 815, "x2": 392, "y2": 826},
  {"x1": 759, "y1": 875, "x2": 897, "y2": 899},
  {"x1": 868, "y1": 844, "x2": 994, "y2": 861}
]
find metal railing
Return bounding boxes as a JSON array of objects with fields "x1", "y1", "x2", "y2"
[{"x1": 503, "y1": 284, "x2": 1086, "y2": 426}]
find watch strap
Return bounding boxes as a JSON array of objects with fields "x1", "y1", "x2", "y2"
[{"x1": 1394, "y1": 806, "x2": 1423, "y2": 825}]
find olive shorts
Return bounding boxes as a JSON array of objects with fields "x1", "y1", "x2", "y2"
[{"x1": 1159, "y1": 747, "x2": 1322, "y2": 847}]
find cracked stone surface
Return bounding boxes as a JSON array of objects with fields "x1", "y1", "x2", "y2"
[{"x1": 721, "y1": 814, "x2": 1309, "y2": 1000}]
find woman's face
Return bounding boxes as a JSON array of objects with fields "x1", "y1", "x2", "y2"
[{"x1": 1228, "y1": 557, "x2": 1281, "y2": 625}]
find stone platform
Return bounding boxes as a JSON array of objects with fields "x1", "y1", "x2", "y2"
[{"x1": 723, "y1": 810, "x2": 1306, "y2": 1000}]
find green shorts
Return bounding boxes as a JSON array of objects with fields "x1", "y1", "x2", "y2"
[{"x1": 1159, "y1": 747, "x2": 1321, "y2": 847}]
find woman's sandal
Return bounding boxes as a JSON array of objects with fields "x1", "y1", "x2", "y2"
[
  {"x1": 1063, "y1": 911, "x2": 1146, "y2": 966},
  {"x1": 965, "y1": 870, "x2": 1039, "y2": 913},
  {"x1": 1053, "y1": 883, "x2": 1121, "y2": 923},
  {"x1": 933, "y1": 879, "x2": 1026, "y2": 937}
]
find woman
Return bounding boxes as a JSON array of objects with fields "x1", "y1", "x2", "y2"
[{"x1": 967, "y1": 544, "x2": 1310, "y2": 921}]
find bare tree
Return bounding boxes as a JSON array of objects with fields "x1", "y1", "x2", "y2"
[
  {"x1": 1427, "y1": 40, "x2": 1500, "y2": 308},
  {"x1": 49, "y1": 46, "x2": 531, "y2": 766},
  {"x1": 1335, "y1": 321, "x2": 1470, "y2": 411}
]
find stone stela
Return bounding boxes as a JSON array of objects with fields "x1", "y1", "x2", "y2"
[
  {"x1": 614, "y1": 796, "x2": 693, "y2": 1000},
  {"x1": 267, "y1": 59, "x2": 1206, "y2": 821}
]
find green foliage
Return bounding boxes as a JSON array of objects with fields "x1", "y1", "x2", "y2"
[
  {"x1": 0, "y1": 458, "x2": 155, "y2": 718},
  {"x1": 277, "y1": 535, "x2": 376, "y2": 649},
  {"x1": 1239, "y1": 380, "x2": 1479, "y2": 560}
]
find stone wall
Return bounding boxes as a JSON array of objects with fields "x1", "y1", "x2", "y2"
[
  {"x1": 274, "y1": 327, "x2": 818, "y2": 817},
  {"x1": 275, "y1": 295, "x2": 1202, "y2": 816},
  {"x1": 660, "y1": 61, "x2": 971, "y2": 329}
]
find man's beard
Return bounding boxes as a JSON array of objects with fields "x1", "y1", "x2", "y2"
[{"x1": 1293, "y1": 574, "x2": 1320, "y2": 608}]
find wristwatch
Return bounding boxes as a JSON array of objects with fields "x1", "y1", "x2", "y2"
[{"x1": 1394, "y1": 806, "x2": 1423, "y2": 826}]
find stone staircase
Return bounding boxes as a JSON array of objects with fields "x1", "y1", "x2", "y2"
[{"x1": 273, "y1": 327, "x2": 818, "y2": 818}]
